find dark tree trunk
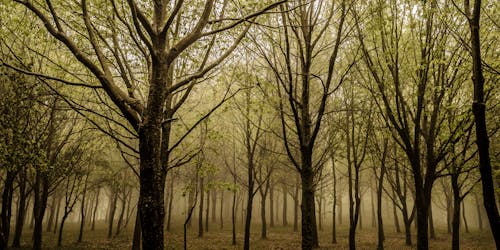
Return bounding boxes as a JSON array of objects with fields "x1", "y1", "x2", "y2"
[
  {"x1": 57, "y1": 214, "x2": 68, "y2": 246},
  {"x1": 243, "y1": 167, "x2": 254, "y2": 250},
  {"x1": 138, "y1": 118, "x2": 167, "y2": 250},
  {"x1": 376, "y1": 150, "x2": 386, "y2": 250},
  {"x1": 467, "y1": 0, "x2": 500, "y2": 247},
  {"x1": 0, "y1": 171, "x2": 16, "y2": 248},
  {"x1": 402, "y1": 208, "x2": 412, "y2": 246},
  {"x1": 415, "y1": 183, "x2": 431, "y2": 250},
  {"x1": 293, "y1": 176, "x2": 299, "y2": 232},
  {"x1": 232, "y1": 187, "x2": 237, "y2": 245},
  {"x1": 261, "y1": 191, "x2": 267, "y2": 239},
  {"x1": 33, "y1": 173, "x2": 49, "y2": 250},
  {"x1": 12, "y1": 171, "x2": 27, "y2": 248},
  {"x1": 452, "y1": 175, "x2": 460, "y2": 250},
  {"x1": 300, "y1": 167, "x2": 319, "y2": 250},
  {"x1": 332, "y1": 154, "x2": 337, "y2": 244}
]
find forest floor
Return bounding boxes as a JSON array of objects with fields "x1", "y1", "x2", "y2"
[{"x1": 7, "y1": 221, "x2": 496, "y2": 249}]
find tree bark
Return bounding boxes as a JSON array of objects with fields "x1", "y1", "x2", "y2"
[
  {"x1": 12, "y1": 171, "x2": 27, "y2": 248},
  {"x1": 467, "y1": 0, "x2": 500, "y2": 247},
  {"x1": 260, "y1": 190, "x2": 267, "y2": 239}
]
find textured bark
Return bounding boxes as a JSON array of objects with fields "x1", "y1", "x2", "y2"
[
  {"x1": 33, "y1": 173, "x2": 49, "y2": 250},
  {"x1": 0, "y1": 171, "x2": 16, "y2": 249},
  {"x1": 466, "y1": 0, "x2": 500, "y2": 246}
]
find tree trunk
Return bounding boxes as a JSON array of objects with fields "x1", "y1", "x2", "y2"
[
  {"x1": 415, "y1": 184, "x2": 431, "y2": 250},
  {"x1": 300, "y1": 168, "x2": 319, "y2": 249},
  {"x1": 232, "y1": 188, "x2": 237, "y2": 245},
  {"x1": 46, "y1": 196, "x2": 56, "y2": 232},
  {"x1": 33, "y1": 173, "x2": 49, "y2": 250},
  {"x1": 78, "y1": 175, "x2": 89, "y2": 242},
  {"x1": 205, "y1": 188, "x2": 210, "y2": 232},
  {"x1": 12, "y1": 171, "x2": 27, "y2": 248},
  {"x1": 429, "y1": 202, "x2": 436, "y2": 239},
  {"x1": 339, "y1": 195, "x2": 342, "y2": 225},
  {"x1": 212, "y1": 190, "x2": 217, "y2": 223},
  {"x1": 475, "y1": 193, "x2": 483, "y2": 231},
  {"x1": 53, "y1": 195, "x2": 61, "y2": 233},
  {"x1": 332, "y1": 154, "x2": 337, "y2": 244},
  {"x1": 167, "y1": 179, "x2": 174, "y2": 232},
  {"x1": 392, "y1": 190, "x2": 401, "y2": 233},
  {"x1": 270, "y1": 185, "x2": 274, "y2": 227},
  {"x1": 138, "y1": 123, "x2": 167, "y2": 250},
  {"x1": 261, "y1": 191, "x2": 267, "y2": 239},
  {"x1": 293, "y1": 176, "x2": 299, "y2": 232},
  {"x1": 376, "y1": 157, "x2": 386, "y2": 250},
  {"x1": 243, "y1": 168, "x2": 254, "y2": 250},
  {"x1": 452, "y1": 175, "x2": 460, "y2": 250},
  {"x1": 468, "y1": 0, "x2": 500, "y2": 246},
  {"x1": 220, "y1": 190, "x2": 224, "y2": 229},
  {"x1": 371, "y1": 188, "x2": 376, "y2": 228},
  {"x1": 57, "y1": 214, "x2": 69, "y2": 246},
  {"x1": 108, "y1": 192, "x2": 118, "y2": 239},
  {"x1": 0, "y1": 171, "x2": 16, "y2": 248},
  {"x1": 91, "y1": 188, "x2": 100, "y2": 231},
  {"x1": 198, "y1": 176, "x2": 204, "y2": 237},
  {"x1": 462, "y1": 202, "x2": 469, "y2": 233},
  {"x1": 115, "y1": 197, "x2": 127, "y2": 236},
  {"x1": 283, "y1": 183, "x2": 288, "y2": 226}
]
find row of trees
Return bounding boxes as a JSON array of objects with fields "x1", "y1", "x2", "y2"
[{"x1": 1, "y1": 0, "x2": 498, "y2": 250}]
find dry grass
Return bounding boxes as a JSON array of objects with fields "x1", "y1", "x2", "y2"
[{"x1": 7, "y1": 221, "x2": 495, "y2": 249}]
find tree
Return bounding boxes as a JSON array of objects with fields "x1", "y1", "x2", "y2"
[
  {"x1": 462, "y1": 0, "x2": 500, "y2": 247},
  {"x1": 254, "y1": 1, "x2": 348, "y2": 248}
]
